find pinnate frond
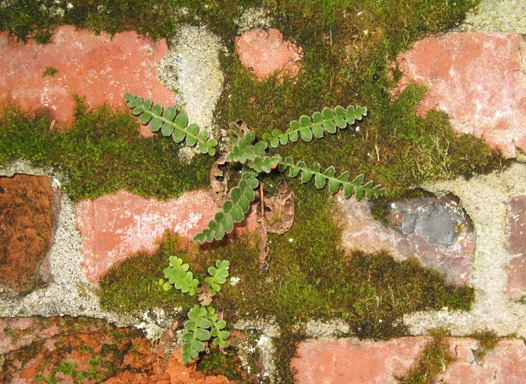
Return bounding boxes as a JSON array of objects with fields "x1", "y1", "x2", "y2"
[
  {"x1": 163, "y1": 256, "x2": 200, "y2": 296},
  {"x1": 262, "y1": 105, "x2": 367, "y2": 148},
  {"x1": 279, "y1": 156, "x2": 384, "y2": 200},
  {"x1": 181, "y1": 305, "x2": 211, "y2": 363},
  {"x1": 193, "y1": 171, "x2": 259, "y2": 244},
  {"x1": 125, "y1": 93, "x2": 217, "y2": 156},
  {"x1": 204, "y1": 260, "x2": 230, "y2": 296}
]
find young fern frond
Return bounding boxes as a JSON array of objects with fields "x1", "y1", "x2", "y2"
[
  {"x1": 181, "y1": 305, "x2": 211, "y2": 364},
  {"x1": 204, "y1": 260, "x2": 230, "y2": 296},
  {"x1": 124, "y1": 93, "x2": 218, "y2": 156},
  {"x1": 262, "y1": 105, "x2": 367, "y2": 148},
  {"x1": 163, "y1": 256, "x2": 200, "y2": 296},
  {"x1": 278, "y1": 156, "x2": 384, "y2": 200},
  {"x1": 226, "y1": 131, "x2": 279, "y2": 173},
  {"x1": 161, "y1": 259, "x2": 230, "y2": 364},
  {"x1": 225, "y1": 131, "x2": 266, "y2": 163},
  {"x1": 193, "y1": 171, "x2": 259, "y2": 243},
  {"x1": 207, "y1": 307, "x2": 230, "y2": 348}
]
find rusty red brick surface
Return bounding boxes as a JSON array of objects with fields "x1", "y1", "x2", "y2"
[
  {"x1": 507, "y1": 195, "x2": 526, "y2": 299},
  {"x1": 0, "y1": 175, "x2": 55, "y2": 295},
  {"x1": 75, "y1": 190, "x2": 217, "y2": 283},
  {"x1": 437, "y1": 338, "x2": 526, "y2": 383}
]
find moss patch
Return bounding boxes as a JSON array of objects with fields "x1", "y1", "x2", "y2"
[
  {"x1": 0, "y1": 102, "x2": 213, "y2": 201},
  {"x1": 99, "y1": 233, "x2": 196, "y2": 315}
]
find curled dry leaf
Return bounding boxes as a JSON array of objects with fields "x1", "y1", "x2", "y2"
[
  {"x1": 265, "y1": 179, "x2": 295, "y2": 235},
  {"x1": 256, "y1": 179, "x2": 295, "y2": 272},
  {"x1": 160, "y1": 319, "x2": 180, "y2": 346},
  {"x1": 210, "y1": 155, "x2": 229, "y2": 206},
  {"x1": 198, "y1": 286, "x2": 213, "y2": 307},
  {"x1": 257, "y1": 214, "x2": 270, "y2": 273}
]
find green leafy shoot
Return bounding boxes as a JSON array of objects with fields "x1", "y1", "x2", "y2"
[
  {"x1": 207, "y1": 307, "x2": 230, "y2": 348},
  {"x1": 160, "y1": 257, "x2": 231, "y2": 363},
  {"x1": 193, "y1": 171, "x2": 259, "y2": 244},
  {"x1": 278, "y1": 157, "x2": 384, "y2": 200},
  {"x1": 163, "y1": 256, "x2": 199, "y2": 296},
  {"x1": 124, "y1": 93, "x2": 218, "y2": 156},
  {"x1": 262, "y1": 105, "x2": 367, "y2": 148},
  {"x1": 204, "y1": 260, "x2": 230, "y2": 296},
  {"x1": 181, "y1": 305, "x2": 212, "y2": 364}
]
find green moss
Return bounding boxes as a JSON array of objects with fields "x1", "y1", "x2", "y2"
[
  {"x1": 0, "y1": 104, "x2": 57, "y2": 165},
  {"x1": 471, "y1": 330, "x2": 500, "y2": 361},
  {"x1": 0, "y1": 0, "x2": 179, "y2": 42},
  {"x1": 0, "y1": 103, "x2": 213, "y2": 201},
  {"x1": 42, "y1": 66, "x2": 58, "y2": 78},
  {"x1": 99, "y1": 232, "x2": 196, "y2": 315},
  {"x1": 396, "y1": 328, "x2": 453, "y2": 384}
]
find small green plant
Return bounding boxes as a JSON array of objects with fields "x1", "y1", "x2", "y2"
[
  {"x1": 42, "y1": 66, "x2": 58, "y2": 78},
  {"x1": 159, "y1": 256, "x2": 230, "y2": 364},
  {"x1": 125, "y1": 93, "x2": 384, "y2": 247}
]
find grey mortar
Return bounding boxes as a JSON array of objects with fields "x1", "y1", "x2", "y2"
[
  {"x1": 158, "y1": 25, "x2": 225, "y2": 161},
  {"x1": 457, "y1": 0, "x2": 526, "y2": 34},
  {"x1": 235, "y1": 6, "x2": 274, "y2": 33},
  {"x1": 403, "y1": 162, "x2": 526, "y2": 338}
]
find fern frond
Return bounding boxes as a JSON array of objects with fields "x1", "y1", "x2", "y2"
[
  {"x1": 193, "y1": 171, "x2": 259, "y2": 243},
  {"x1": 279, "y1": 156, "x2": 384, "y2": 199},
  {"x1": 204, "y1": 260, "x2": 230, "y2": 296},
  {"x1": 181, "y1": 305, "x2": 211, "y2": 363},
  {"x1": 163, "y1": 256, "x2": 200, "y2": 296},
  {"x1": 262, "y1": 105, "x2": 367, "y2": 148},
  {"x1": 207, "y1": 307, "x2": 230, "y2": 348},
  {"x1": 124, "y1": 93, "x2": 217, "y2": 156},
  {"x1": 225, "y1": 131, "x2": 266, "y2": 163}
]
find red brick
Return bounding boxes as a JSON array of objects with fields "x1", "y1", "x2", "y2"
[
  {"x1": 437, "y1": 338, "x2": 526, "y2": 383},
  {"x1": 0, "y1": 25, "x2": 174, "y2": 136},
  {"x1": 235, "y1": 29, "x2": 302, "y2": 80},
  {"x1": 396, "y1": 32, "x2": 526, "y2": 158},
  {"x1": 507, "y1": 195, "x2": 526, "y2": 299},
  {"x1": 75, "y1": 190, "x2": 217, "y2": 283},
  {"x1": 291, "y1": 337, "x2": 430, "y2": 384}
]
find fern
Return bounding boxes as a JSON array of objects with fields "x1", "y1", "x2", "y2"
[
  {"x1": 160, "y1": 259, "x2": 230, "y2": 364},
  {"x1": 181, "y1": 305, "x2": 211, "y2": 364},
  {"x1": 193, "y1": 170, "x2": 259, "y2": 243},
  {"x1": 163, "y1": 256, "x2": 199, "y2": 296},
  {"x1": 126, "y1": 92, "x2": 382, "y2": 364},
  {"x1": 205, "y1": 260, "x2": 230, "y2": 295},
  {"x1": 126, "y1": 93, "x2": 383, "y2": 245},
  {"x1": 124, "y1": 93, "x2": 218, "y2": 156},
  {"x1": 278, "y1": 157, "x2": 384, "y2": 200},
  {"x1": 207, "y1": 306, "x2": 230, "y2": 348},
  {"x1": 262, "y1": 105, "x2": 367, "y2": 148}
]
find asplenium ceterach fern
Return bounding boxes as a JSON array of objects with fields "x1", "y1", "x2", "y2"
[{"x1": 125, "y1": 93, "x2": 384, "y2": 244}]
